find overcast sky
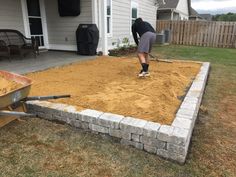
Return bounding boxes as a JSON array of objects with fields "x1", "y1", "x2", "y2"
[{"x1": 191, "y1": 0, "x2": 236, "y2": 14}]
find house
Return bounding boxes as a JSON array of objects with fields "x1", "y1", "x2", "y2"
[
  {"x1": 189, "y1": 7, "x2": 204, "y2": 21},
  {"x1": 199, "y1": 14, "x2": 213, "y2": 21},
  {"x1": 157, "y1": 0, "x2": 191, "y2": 20},
  {"x1": 0, "y1": 0, "x2": 158, "y2": 55}
]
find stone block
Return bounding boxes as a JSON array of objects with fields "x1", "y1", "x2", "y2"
[
  {"x1": 120, "y1": 117, "x2": 147, "y2": 135},
  {"x1": 65, "y1": 116, "x2": 74, "y2": 125},
  {"x1": 172, "y1": 117, "x2": 192, "y2": 130},
  {"x1": 195, "y1": 75, "x2": 206, "y2": 82},
  {"x1": 174, "y1": 113, "x2": 194, "y2": 120},
  {"x1": 170, "y1": 127, "x2": 189, "y2": 146},
  {"x1": 156, "y1": 149, "x2": 186, "y2": 164},
  {"x1": 80, "y1": 121, "x2": 89, "y2": 130},
  {"x1": 186, "y1": 90, "x2": 201, "y2": 98},
  {"x1": 80, "y1": 109, "x2": 103, "y2": 123},
  {"x1": 140, "y1": 136, "x2": 166, "y2": 149},
  {"x1": 203, "y1": 62, "x2": 210, "y2": 68},
  {"x1": 180, "y1": 102, "x2": 197, "y2": 111},
  {"x1": 109, "y1": 129, "x2": 122, "y2": 138},
  {"x1": 176, "y1": 108, "x2": 195, "y2": 118},
  {"x1": 144, "y1": 145, "x2": 157, "y2": 154},
  {"x1": 42, "y1": 108, "x2": 57, "y2": 118},
  {"x1": 131, "y1": 134, "x2": 140, "y2": 142},
  {"x1": 167, "y1": 143, "x2": 188, "y2": 156},
  {"x1": 89, "y1": 124, "x2": 109, "y2": 134},
  {"x1": 157, "y1": 125, "x2": 174, "y2": 142},
  {"x1": 61, "y1": 109, "x2": 81, "y2": 121},
  {"x1": 190, "y1": 81, "x2": 204, "y2": 92},
  {"x1": 120, "y1": 139, "x2": 144, "y2": 150},
  {"x1": 35, "y1": 111, "x2": 50, "y2": 120},
  {"x1": 183, "y1": 96, "x2": 198, "y2": 104},
  {"x1": 121, "y1": 132, "x2": 132, "y2": 140},
  {"x1": 52, "y1": 114, "x2": 64, "y2": 122},
  {"x1": 143, "y1": 121, "x2": 160, "y2": 138},
  {"x1": 69, "y1": 119, "x2": 89, "y2": 130},
  {"x1": 69, "y1": 119, "x2": 81, "y2": 127},
  {"x1": 25, "y1": 102, "x2": 37, "y2": 112},
  {"x1": 96, "y1": 113, "x2": 124, "y2": 129}
]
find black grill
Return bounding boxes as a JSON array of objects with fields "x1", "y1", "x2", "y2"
[{"x1": 76, "y1": 24, "x2": 99, "y2": 55}]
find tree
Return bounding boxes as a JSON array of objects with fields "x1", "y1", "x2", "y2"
[{"x1": 213, "y1": 13, "x2": 236, "y2": 21}]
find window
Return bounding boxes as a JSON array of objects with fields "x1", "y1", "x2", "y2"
[
  {"x1": 131, "y1": 1, "x2": 138, "y2": 25},
  {"x1": 107, "y1": 0, "x2": 112, "y2": 35}
]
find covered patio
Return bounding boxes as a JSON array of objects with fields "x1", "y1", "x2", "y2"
[
  {"x1": 0, "y1": 0, "x2": 109, "y2": 55},
  {"x1": 0, "y1": 51, "x2": 95, "y2": 74}
]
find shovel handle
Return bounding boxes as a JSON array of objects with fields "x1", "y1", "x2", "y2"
[{"x1": 25, "y1": 95, "x2": 71, "y2": 101}]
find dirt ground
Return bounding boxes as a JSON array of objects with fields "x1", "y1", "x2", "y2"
[
  {"x1": 26, "y1": 56, "x2": 200, "y2": 124},
  {"x1": 0, "y1": 75, "x2": 22, "y2": 96}
]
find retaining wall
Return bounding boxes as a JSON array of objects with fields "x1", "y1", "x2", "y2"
[{"x1": 26, "y1": 62, "x2": 210, "y2": 163}]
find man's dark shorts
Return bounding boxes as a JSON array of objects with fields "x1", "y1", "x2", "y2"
[{"x1": 138, "y1": 32, "x2": 156, "y2": 53}]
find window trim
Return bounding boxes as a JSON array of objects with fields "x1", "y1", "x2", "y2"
[
  {"x1": 130, "y1": 1, "x2": 139, "y2": 34},
  {"x1": 107, "y1": 0, "x2": 112, "y2": 37}
]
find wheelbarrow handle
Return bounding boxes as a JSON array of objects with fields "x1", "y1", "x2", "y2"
[
  {"x1": 0, "y1": 111, "x2": 35, "y2": 117},
  {"x1": 25, "y1": 94, "x2": 71, "y2": 101}
]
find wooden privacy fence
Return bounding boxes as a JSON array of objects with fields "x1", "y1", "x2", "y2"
[{"x1": 156, "y1": 20, "x2": 236, "y2": 48}]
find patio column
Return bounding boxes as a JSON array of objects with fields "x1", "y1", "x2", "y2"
[
  {"x1": 21, "y1": 0, "x2": 31, "y2": 37},
  {"x1": 92, "y1": 0, "x2": 98, "y2": 24},
  {"x1": 101, "y1": 0, "x2": 108, "y2": 55}
]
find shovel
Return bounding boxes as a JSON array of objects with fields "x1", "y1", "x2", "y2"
[{"x1": 149, "y1": 54, "x2": 173, "y2": 63}]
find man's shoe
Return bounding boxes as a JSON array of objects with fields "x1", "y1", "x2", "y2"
[{"x1": 138, "y1": 71, "x2": 150, "y2": 77}]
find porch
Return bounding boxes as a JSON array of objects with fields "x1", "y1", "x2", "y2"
[
  {"x1": 0, "y1": 51, "x2": 95, "y2": 74},
  {"x1": 0, "y1": 0, "x2": 108, "y2": 54}
]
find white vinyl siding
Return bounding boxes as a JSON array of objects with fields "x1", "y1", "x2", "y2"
[
  {"x1": 176, "y1": 0, "x2": 189, "y2": 19},
  {"x1": 0, "y1": 0, "x2": 25, "y2": 34},
  {"x1": 44, "y1": 0, "x2": 92, "y2": 48},
  {"x1": 111, "y1": 0, "x2": 131, "y2": 46},
  {"x1": 108, "y1": 0, "x2": 157, "y2": 49},
  {"x1": 138, "y1": 0, "x2": 157, "y2": 29}
]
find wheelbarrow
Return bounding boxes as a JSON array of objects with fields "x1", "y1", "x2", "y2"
[{"x1": 0, "y1": 70, "x2": 70, "y2": 117}]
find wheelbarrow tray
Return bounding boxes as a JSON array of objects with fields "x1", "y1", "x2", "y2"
[{"x1": 0, "y1": 70, "x2": 32, "y2": 109}]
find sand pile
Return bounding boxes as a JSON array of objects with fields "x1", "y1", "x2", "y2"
[
  {"x1": 26, "y1": 56, "x2": 201, "y2": 125},
  {"x1": 0, "y1": 75, "x2": 22, "y2": 96}
]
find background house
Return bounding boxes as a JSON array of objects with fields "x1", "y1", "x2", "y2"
[
  {"x1": 156, "y1": 0, "x2": 203, "y2": 21},
  {"x1": 157, "y1": 0, "x2": 191, "y2": 20},
  {"x1": 200, "y1": 14, "x2": 213, "y2": 21},
  {"x1": 189, "y1": 8, "x2": 204, "y2": 21},
  {"x1": 0, "y1": 0, "x2": 158, "y2": 55}
]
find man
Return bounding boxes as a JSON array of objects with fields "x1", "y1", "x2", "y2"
[{"x1": 132, "y1": 18, "x2": 156, "y2": 77}]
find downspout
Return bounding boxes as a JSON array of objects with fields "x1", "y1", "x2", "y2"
[
  {"x1": 171, "y1": 9, "x2": 174, "y2": 20},
  {"x1": 188, "y1": 0, "x2": 191, "y2": 20},
  {"x1": 101, "y1": 0, "x2": 108, "y2": 55}
]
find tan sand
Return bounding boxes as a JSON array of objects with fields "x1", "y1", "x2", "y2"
[
  {"x1": 26, "y1": 56, "x2": 201, "y2": 125},
  {"x1": 0, "y1": 75, "x2": 22, "y2": 96}
]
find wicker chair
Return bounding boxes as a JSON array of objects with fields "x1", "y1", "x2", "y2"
[
  {"x1": 0, "y1": 29, "x2": 39, "y2": 59},
  {"x1": 0, "y1": 40, "x2": 10, "y2": 60}
]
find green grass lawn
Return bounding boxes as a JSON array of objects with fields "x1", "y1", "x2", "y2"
[{"x1": 0, "y1": 45, "x2": 235, "y2": 177}]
